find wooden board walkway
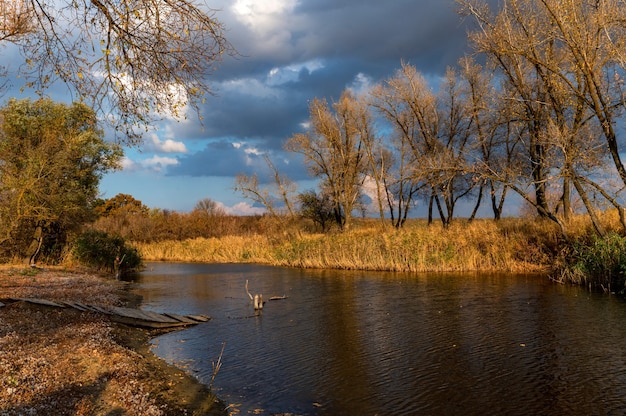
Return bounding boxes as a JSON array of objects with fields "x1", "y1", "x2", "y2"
[{"x1": 0, "y1": 297, "x2": 210, "y2": 329}]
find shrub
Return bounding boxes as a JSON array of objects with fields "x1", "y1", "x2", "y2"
[
  {"x1": 73, "y1": 230, "x2": 142, "y2": 276},
  {"x1": 567, "y1": 232, "x2": 626, "y2": 292}
]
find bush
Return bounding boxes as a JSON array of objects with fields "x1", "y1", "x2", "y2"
[
  {"x1": 567, "y1": 232, "x2": 626, "y2": 292},
  {"x1": 73, "y1": 230, "x2": 142, "y2": 276}
]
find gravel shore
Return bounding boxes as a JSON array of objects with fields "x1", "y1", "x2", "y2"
[{"x1": 0, "y1": 266, "x2": 225, "y2": 415}]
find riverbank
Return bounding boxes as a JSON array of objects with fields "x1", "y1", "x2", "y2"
[
  {"x1": 0, "y1": 266, "x2": 225, "y2": 416},
  {"x1": 134, "y1": 218, "x2": 562, "y2": 273}
]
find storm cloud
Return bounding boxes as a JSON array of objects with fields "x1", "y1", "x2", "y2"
[{"x1": 162, "y1": 0, "x2": 476, "y2": 183}]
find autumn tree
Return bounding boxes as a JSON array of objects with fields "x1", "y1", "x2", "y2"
[
  {"x1": 371, "y1": 62, "x2": 476, "y2": 227},
  {"x1": 193, "y1": 198, "x2": 225, "y2": 217},
  {"x1": 0, "y1": 98, "x2": 122, "y2": 262},
  {"x1": 459, "y1": 0, "x2": 626, "y2": 236},
  {"x1": 95, "y1": 193, "x2": 149, "y2": 217},
  {"x1": 285, "y1": 91, "x2": 369, "y2": 230},
  {"x1": 0, "y1": 0, "x2": 234, "y2": 143},
  {"x1": 234, "y1": 154, "x2": 298, "y2": 217}
]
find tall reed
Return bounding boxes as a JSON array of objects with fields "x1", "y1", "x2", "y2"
[
  {"x1": 135, "y1": 218, "x2": 562, "y2": 273},
  {"x1": 133, "y1": 235, "x2": 275, "y2": 264}
]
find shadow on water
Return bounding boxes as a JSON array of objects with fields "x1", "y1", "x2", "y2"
[{"x1": 129, "y1": 262, "x2": 626, "y2": 416}]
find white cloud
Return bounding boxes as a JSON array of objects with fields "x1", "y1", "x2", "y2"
[
  {"x1": 121, "y1": 154, "x2": 179, "y2": 173},
  {"x1": 140, "y1": 156, "x2": 179, "y2": 172},
  {"x1": 361, "y1": 176, "x2": 384, "y2": 215},
  {"x1": 347, "y1": 72, "x2": 375, "y2": 96},
  {"x1": 224, "y1": 201, "x2": 267, "y2": 216},
  {"x1": 145, "y1": 133, "x2": 188, "y2": 153},
  {"x1": 120, "y1": 156, "x2": 138, "y2": 171},
  {"x1": 232, "y1": 0, "x2": 297, "y2": 32},
  {"x1": 220, "y1": 77, "x2": 281, "y2": 99},
  {"x1": 267, "y1": 59, "x2": 325, "y2": 86}
]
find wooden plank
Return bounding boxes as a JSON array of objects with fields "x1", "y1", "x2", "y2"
[
  {"x1": 87, "y1": 305, "x2": 112, "y2": 315},
  {"x1": 110, "y1": 315, "x2": 193, "y2": 329},
  {"x1": 2, "y1": 297, "x2": 207, "y2": 329},
  {"x1": 107, "y1": 306, "x2": 179, "y2": 324},
  {"x1": 61, "y1": 301, "x2": 88, "y2": 311},
  {"x1": 13, "y1": 298, "x2": 65, "y2": 308},
  {"x1": 163, "y1": 313, "x2": 199, "y2": 324},
  {"x1": 186, "y1": 314, "x2": 211, "y2": 322}
]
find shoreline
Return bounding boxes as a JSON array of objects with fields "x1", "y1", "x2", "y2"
[{"x1": 0, "y1": 266, "x2": 226, "y2": 415}]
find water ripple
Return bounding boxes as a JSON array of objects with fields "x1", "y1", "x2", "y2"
[{"x1": 139, "y1": 264, "x2": 626, "y2": 416}]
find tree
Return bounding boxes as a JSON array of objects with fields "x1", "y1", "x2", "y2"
[
  {"x1": 459, "y1": 0, "x2": 626, "y2": 236},
  {"x1": 0, "y1": 98, "x2": 122, "y2": 262},
  {"x1": 371, "y1": 62, "x2": 475, "y2": 228},
  {"x1": 285, "y1": 91, "x2": 369, "y2": 230},
  {"x1": 193, "y1": 198, "x2": 225, "y2": 217},
  {"x1": 0, "y1": 0, "x2": 234, "y2": 144},
  {"x1": 95, "y1": 193, "x2": 149, "y2": 217},
  {"x1": 234, "y1": 154, "x2": 298, "y2": 217},
  {"x1": 297, "y1": 190, "x2": 335, "y2": 232}
]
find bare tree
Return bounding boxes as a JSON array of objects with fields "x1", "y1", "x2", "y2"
[
  {"x1": 193, "y1": 198, "x2": 225, "y2": 217},
  {"x1": 459, "y1": 0, "x2": 626, "y2": 236},
  {"x1": 285, "y1": 91, "x2": 368, "y2": 230},
  {"x1": 371, "y1": 62, "x2": 475, "y2": 227},
  {"x1": 370, "y1": 72, "x2": 425, "y2": 227},
  {"x1": 0, "y1": 0, "x2": 234, "y2": 144},
  {"x1": 458, "y1": 56, "x2": 517, "y2": 221},
  {"x1": 234, "y1": 173, "x2": 279, "y2": 217},
  {"x1": 234, "y1": 154, "x2": 298, "y2": 217}
]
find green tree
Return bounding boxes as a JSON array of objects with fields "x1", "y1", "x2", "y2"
[
  {"x1": 0, "y1": 0, "x2": 234, "y2": 143},
  {"x1": 297, "y1": 190, "x2": 335, "y2": 232},
  {"x1": 0, "y1": 98, "x2": 122, "y2": 263}
]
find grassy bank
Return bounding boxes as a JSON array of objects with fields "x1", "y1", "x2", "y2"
[
  {"x1": 133, "y1": 214, "x2": 626, "y2": 290},
  {"x1": 134, "y1": 218, "x2": 563, "y2": 273}
]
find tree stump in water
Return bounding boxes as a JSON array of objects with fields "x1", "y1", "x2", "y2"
[{"x1": 246, "y1": 280, "x2": 264, "y2": 310}]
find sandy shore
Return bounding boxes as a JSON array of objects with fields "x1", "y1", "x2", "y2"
[{"x1": 0, "y1": 266, "x2": 226, "y2": 415}]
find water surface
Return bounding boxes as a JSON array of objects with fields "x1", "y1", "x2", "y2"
[{"x1": 131, "y1": 262, "x2": 626, "y2": 415}]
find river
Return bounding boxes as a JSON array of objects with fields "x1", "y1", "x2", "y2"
[{"x1": 129, "y1": 262, "x2": 626, "y2": 416}]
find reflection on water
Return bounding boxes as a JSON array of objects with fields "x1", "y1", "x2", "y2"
[{"x1": 131, "y1": 262, "x2": 626, "y2": 416}]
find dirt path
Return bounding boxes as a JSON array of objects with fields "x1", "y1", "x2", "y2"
[{"x1": 0, "y1": 266, "x2": 226, "y2": 415}]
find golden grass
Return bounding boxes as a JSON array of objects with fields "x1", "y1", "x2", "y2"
[
  {"x1": 133, "y1": 235, "x2": 276, "y2": 264},
  {"x1": 134, "y1": 217, "x2": 573, "y2": 273}
]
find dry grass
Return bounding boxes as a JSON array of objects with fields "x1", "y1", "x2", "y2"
[
  {"x1": 134, "y1": 217, "x2": 567, "y2": 273},
  {"x1": 0, "y1": 266, "x2": 225, "y2": 416},
  {"x1": 134, "y1": 235, "x2": 276, "y2": 264}
]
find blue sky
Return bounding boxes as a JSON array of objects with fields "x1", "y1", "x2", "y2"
[{"x1": 3, "y1": 0, "x2": 486, "y2": 214}]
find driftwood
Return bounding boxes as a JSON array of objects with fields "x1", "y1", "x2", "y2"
[
  {"x1": 245, "y1": 280, "x2": 289, "y2": 309},
  {"x1": 245, "y1": 279, "x2": 265, "y2": 310}
]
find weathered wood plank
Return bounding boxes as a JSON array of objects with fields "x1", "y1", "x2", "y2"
[
  {"x1": 110, "y1": 315, "x2": 193, "y2": 329},
  {"x1": 61, "y1": 301, "x2": 88, "y2": 311},
  {"x1": 186, "y1": 314, "x2": 211, "y2": 322},
  {"x1": 13, "y1": 298, "x2": 65, "y2": 308},
  {"x1": 3, "y1": 297, "x2": 208, "y2": 329},
  {"x1": 163, "y1": 313, "x2": 199, "y2": 324}
]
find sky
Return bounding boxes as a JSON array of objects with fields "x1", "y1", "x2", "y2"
[{"x1": 3, "y1": 0, "x2": 490, "y2": 215}]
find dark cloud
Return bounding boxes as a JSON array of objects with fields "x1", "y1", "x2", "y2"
[
  {"x1": 0, "y1": 0, "x2": 490, "y2": 211},
  {"x1": 164, "y1": 0, "x2": 480, "y2": 187},
  {"x1": 167, "y1": 139, "x2": 309, "y2": 182}
]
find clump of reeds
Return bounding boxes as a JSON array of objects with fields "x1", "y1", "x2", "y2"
[
  {"x1": 270, "y1": 218, "x2": 556, "y2": 272},
  {"x1": 133, "y1": 235, "x2": 275, "y2": 264},
  {"x1": 134, "y1": 218, "x2": 564, "y2": 273}
]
